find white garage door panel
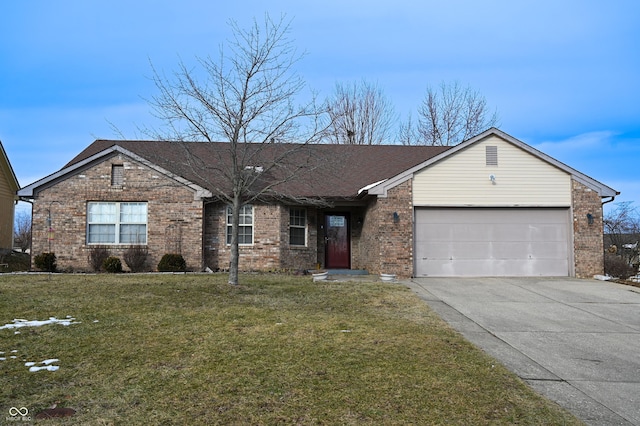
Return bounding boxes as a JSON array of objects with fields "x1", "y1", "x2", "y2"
[
  {"x1": 421, "y1": 241, "x2": 567, "y2": 260},
  {"x1": 420, "y1": 224, "x2": 566, "y2": 242},
  {"x1": 415, "y1": 208, "x2": 570, "y2": 277},
  {"x1": 420, "y1": 258, "x2": 567, "y2": 277}
]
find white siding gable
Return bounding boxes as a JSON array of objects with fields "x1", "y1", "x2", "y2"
[{"x1": 413, "y1": 135, "x2": 571, "y2": 206}]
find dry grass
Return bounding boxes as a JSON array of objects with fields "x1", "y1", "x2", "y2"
[{"x1": 0, "y1": 273, "x2": 580, "y2": 425}]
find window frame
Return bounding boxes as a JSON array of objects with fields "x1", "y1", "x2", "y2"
[
  {"x1": 289, "y1": 208, "x2": 307, "y2": 247},
  {"x1": 226, "y1": 205, "x2": 254, "y2": 245},
  {"x1": 87, "y1": 201, "x2": 148, "y2": 245}
]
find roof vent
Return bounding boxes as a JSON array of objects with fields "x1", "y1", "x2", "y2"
[{"x1": 486, "y1": 146, "x2": 498, "y2": 166}]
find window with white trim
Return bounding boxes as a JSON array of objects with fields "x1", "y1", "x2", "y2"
[
  {"x1": 87, "y1": 202, "x2": 147, "y2": 244},
  {"x1": 289, "y1": 208, "x2": 306, "y2": 246},
  {"x1": 226, "y1": 205, "x2": 253, "y2": 245}
]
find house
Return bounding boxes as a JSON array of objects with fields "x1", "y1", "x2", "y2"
[
  {"x1": 0, "y1": 140, "x2": 19, "y2": 251},
  {"x1": 18, "y1": 128, "x2": 618, "y2": 278}
]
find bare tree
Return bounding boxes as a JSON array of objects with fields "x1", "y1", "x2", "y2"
[
  {"x1": 145, "y1": 15, "x2": 328, "y2": 285},
  {"x1": 14, "y1": 211, "x2": 31, "y2": 253},
  {"x1": 323, "y1": 80, "x2": 396, "y2": 145},
  {"x1": 396, "y1": 113, "x2": 418, "y2": 145},
  {"x1": 416, "y1": 81, "x2": 499, "y2": 146},
  {"x1": 605, "y1": 201, "x2": 640, "y2": 267}
]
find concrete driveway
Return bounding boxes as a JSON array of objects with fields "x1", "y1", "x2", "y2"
[{"x1": 407, "y1": 277, "x2": 640, "y2": 426}]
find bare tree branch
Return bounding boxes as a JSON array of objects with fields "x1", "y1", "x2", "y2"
[
  {"x1": 14, "y1": 211, "x2": 31, "y2": 253},
  {"x1": 605, "y1": 201, "x2": 640, "y2": 267},
  {"x1": 143, "y1": 14, "x2": 329, "y2": 285},
  {"x1": 416, "y1": 81, "x2": 499, "y2": 146},
  {"x1": 323, "y1": 80, "x2": 396, "y2": 145}
]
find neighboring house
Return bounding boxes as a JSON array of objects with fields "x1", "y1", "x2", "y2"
[
  {"x1": 0, "y1": 140, "x2": 19, "y2": 251},
  {"x1": 18, "y1": 128, "x2": 618, "y2": 278}
]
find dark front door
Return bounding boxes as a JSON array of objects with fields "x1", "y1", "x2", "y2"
[{"x1": 325, "y1": 214, "x2": 350, "y2": 269}]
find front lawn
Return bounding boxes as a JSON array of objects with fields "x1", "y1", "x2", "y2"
[{"x1": 0, "y1": 274, "x2": 580, "y2": 425}]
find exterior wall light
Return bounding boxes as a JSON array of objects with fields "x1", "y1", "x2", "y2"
[
  {"x1": 393, "y1": 212, "x2": 400, "y2": 223},
  {"x1": 490, "y1": 174, "x2": 496, "y2": 185},
  {"x1": 587, "y1": 213, "x2": 594, "y2": 225}
]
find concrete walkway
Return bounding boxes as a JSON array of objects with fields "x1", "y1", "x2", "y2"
[{"x1": 407, "y1": 277, "x2": 640, "y2": 426}]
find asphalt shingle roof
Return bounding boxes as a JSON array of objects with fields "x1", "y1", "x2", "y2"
[{"x1": 66, "y1": 140, "x2": 452, "y2": 199}]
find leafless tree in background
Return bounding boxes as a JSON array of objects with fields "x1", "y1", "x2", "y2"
[
  {"x1": 14, "y1": 211, "x2": 31, "y2": 253},
  {"x1": 324, "y1": 80, "x2": 396, "y2": 145},
  {"x1": 605, "y1": 201, "x2": 640, "y2": 267},
  {"x1": 396, "y1": 113, "x2": 418, "y2": 145},
  {"x1": 145, "y1": 15, "x2": 328, "y2": 285},
  {"x1": 416, "y1": 81, "x2": 499, "y2": 146}
]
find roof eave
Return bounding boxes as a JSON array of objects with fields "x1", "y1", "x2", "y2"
[
  {"x1": 0, "y1": 141, "x2": 20, "y2": 193},
  {"x1": 368, "y1": 128, "x2": 619, "y2": 198},
  {"x1": 18, "y1": 144, "x2": 212, "y2": 200}
]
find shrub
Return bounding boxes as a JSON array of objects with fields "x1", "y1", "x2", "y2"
[
  {"x1": 0, "y1": 250, "x2": 29, "y2": 273},
  {"x1": 102, "y1": 256, "x2": 123, "y2": 273},
  {"x1": 604, "y1": 254, "x2": 635, "y2": 279},
  {"x1": 88, "y1": 246, "x2": 110, "y2": 272},
  {"x1": 124, "y1": 245, "x2": 149, "y2": 272},
  {"x1": 34, "y1": 252, "x2": 57, "y2": 272},
  {"x1": 158, "y1": 253, "x2": 187, "y2": 272}
]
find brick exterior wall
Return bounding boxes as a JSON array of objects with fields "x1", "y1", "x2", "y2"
[
  {"x1": 30, "y1": 153, "x2": 605, "y2": 279},
  {"x1": 204, "y1": 202, "x2": 319, "y2": 272},
  {"x1": 572, "y1": 178, "x2": 605, "y2": 278},
  {"x1": 31, "y1": 154, "x2": 204, "y2": 272},
  {"x1": 359, "y1": 180, "x2": 413, "y2": 278}
]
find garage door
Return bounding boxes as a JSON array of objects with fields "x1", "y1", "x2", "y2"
[{"x1": 415, "y1": 208, "x2": 570, "y2": 277}]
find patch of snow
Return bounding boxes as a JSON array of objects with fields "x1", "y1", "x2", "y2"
[
  {"x1": 357, "y1": 179, "x2": 387, "y2": 195},
  {"x1": 0, "y1": 317, "x2": 80, "y2": 330},
  {"x1": 594, "y1": 274, "x2": 612, "y2": 281},
  {"x1": 29, "y1": 365, "x2": 59, "y2": 372},
  {"x1": 25, "y1": 358, "x2": 61, "y2": 372}
]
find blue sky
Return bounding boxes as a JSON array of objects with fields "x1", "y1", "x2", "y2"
[{"x1": 1, "y1": 1, "x2": 638, "y2": 214}]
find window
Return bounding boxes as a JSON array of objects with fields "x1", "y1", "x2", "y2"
[
  {"x1": 486, "y1": 146, "x2": 498, "y2": 166},
  {"x1": 289, "y1": 208, "x2": 306, "y2": 246},
  {"x1": 226, "y1": 205, "x2": 253, "y2": 245},
  {"x1": 111, "y1": 165, "x2": 124, "y2": 186},
  {"x1": 87, "y1": 202, "x2": 147, "y2": 244}
]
